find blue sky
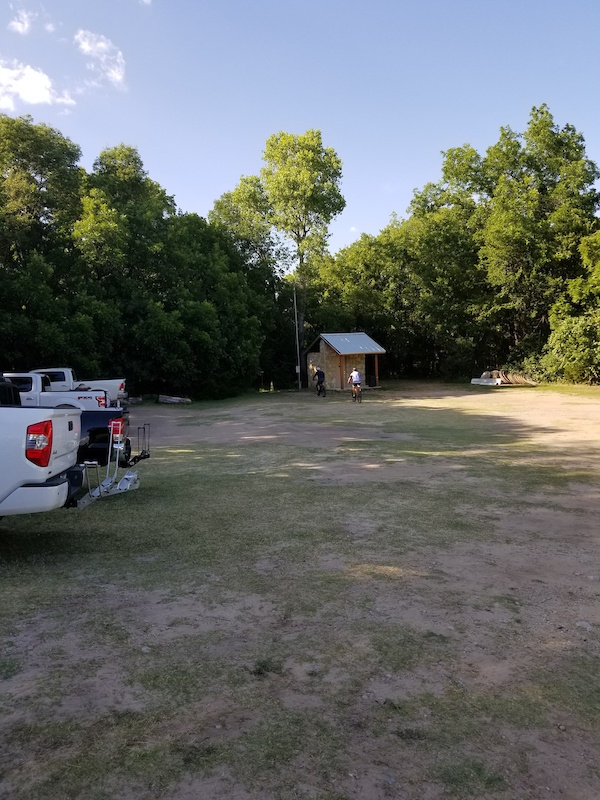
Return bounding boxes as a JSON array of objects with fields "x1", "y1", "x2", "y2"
[{"x1": 1, "y1": 0, "x2": 600, "y2": 253}]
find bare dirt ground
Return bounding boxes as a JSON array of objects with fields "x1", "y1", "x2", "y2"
[
  {"x1": 2, "y1": 384, "x2": 600, "y2": 799},
  {"x1": 132, "y1": 387, "x2": 600, "y2": 798}
]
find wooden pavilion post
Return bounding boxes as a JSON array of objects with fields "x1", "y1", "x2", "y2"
[{"x1": 375, "y1": 355, "x2": 380, "y2": 387}]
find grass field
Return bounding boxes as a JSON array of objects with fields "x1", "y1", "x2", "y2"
[{"x1": 1, "y1": 382, "x2": 599, "y2": 799}]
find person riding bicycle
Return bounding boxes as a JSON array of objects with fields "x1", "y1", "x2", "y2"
[
  {"x1": 313, "y1": 367, "x2": 325, "y2": 391},
  {"x1": 348, "y1": 367, "x2": 362, "y2": 397}
]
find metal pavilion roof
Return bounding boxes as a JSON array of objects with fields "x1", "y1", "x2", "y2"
[{"x1": 317, "y1": 333, "x2": 386, "y2": 355}]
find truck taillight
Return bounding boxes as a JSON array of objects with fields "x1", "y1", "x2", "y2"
[
  {"x1": 110, "y1": 419, "x2": 124, "y2": 440},
  {"x1": 97, "y1": 395, "x2": 107, "y2": 408},
  {"x1": 26, "y1": 420, "x2": 53, "y2": 467}
]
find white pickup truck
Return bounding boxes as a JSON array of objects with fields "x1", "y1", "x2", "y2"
[
  {"x1": 0, "y1": 377, "x2": 149, "y2": 518},
  {"x1": 32, "y1": 367, "x2": 127, "y2": 405},
  {"x1": 0, "y1": 403, "x2": 81, "y2": 516},
  {"x1": 4, "y1": 372, "x2": 110, "y2": 410}
]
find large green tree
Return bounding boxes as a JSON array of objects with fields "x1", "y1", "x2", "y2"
[
  {"x1": 158, "y1": 212, "x2": 264, "y2": 395},
  {"x1": 211, "y1": 129, "x2": 345, "y2": 384},
  {"x1": 260, "y1": 130, "x2": 345, "y2": 277},
  {"x1": 0, "y1": 115, "x2": 85, "y2": 368},
  {"x1": 476, "y1": 107, "x2": 599, "y2": 361},
  {"x1": 535, "y1": 229, "x2": 600, "y2": 382}
]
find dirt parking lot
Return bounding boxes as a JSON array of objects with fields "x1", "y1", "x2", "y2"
[{"x1": 2, "y1": 384, "x2": 600, "y2": 799}]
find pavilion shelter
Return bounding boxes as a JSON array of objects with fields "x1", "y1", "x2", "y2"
[{"x1": 305, "y1": 333, "x2": 386, "y2": 390}]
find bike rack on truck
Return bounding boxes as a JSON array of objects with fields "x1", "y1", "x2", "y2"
[{"x1": 75, "y1": 420, "x2": 150, "y2": 509}]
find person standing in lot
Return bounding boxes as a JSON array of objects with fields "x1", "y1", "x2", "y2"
[
  {"x1": 347, "y1": 367, "x2": 361, "y2": 400},
  {"x1": 313, "y1": 367, "x2": 325, "y2": 395}
]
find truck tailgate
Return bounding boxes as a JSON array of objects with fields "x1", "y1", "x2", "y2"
[
  {"x1": 48, "y1": 409, "x2": 82, "y2": 472},
  {"x1": 0, "y1": 408, "x2": 81, "y2": 509}
]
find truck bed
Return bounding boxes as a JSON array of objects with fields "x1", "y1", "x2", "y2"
[{"x1": 78, "y1": 408, "x2": 131, "y2": 466}]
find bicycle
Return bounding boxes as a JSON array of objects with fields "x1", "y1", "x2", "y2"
[
  {"x1": 351, "y1": 383, "x2": 362, "y2": 403},
  {"x1": 316, "y1": 382, "x2": 326, "y2": 397}
]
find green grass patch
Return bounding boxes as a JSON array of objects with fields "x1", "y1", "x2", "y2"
[
  {"x1": 537, "y1": 654, "x2": 600, "y2": 723},
  {"x1": 436, "y1": 757, "x2": 507, "y2": 795},
  {"x1": 371, "y1": 626, "x2": 452, "y2": 672},
  {"x1": 379, "y1": 686, "x2": 545, "y2": 740},
  {"x1": 0, "y1": 657, "x2": 22, "y2": 679}
]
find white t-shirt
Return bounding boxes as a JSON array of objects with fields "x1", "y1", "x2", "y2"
[{"x1": 350, "y1": 370, "x2": 361, "y2": 384}]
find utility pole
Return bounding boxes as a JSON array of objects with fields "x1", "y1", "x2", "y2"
[{"x1": 293, "y1": 283, "x2": 301, "y2": 390}]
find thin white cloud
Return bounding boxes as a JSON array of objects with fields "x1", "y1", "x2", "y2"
[
  {"x1": 74, "y1": 29, "x2": 125, "y2": 87},
  {"x1": 8, "y1": 10, "x2": 37, "y2": 35},
  {"x1": 139, "y1": 0, "x2": 151, "y2": 5},
  {"x1": 45, "y1": 22, "x2": 55, "y2": 34},
  {"x1": 0, "y1": 59, "x2": 75, "y2": 110}
]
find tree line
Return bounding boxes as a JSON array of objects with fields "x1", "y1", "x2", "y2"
[
  {"x1": 321, "y1": 104, "x2": 600, "y2": 383},
  {"x1": 1, "y1": 106, "x2": 600, "y2": 397}
]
